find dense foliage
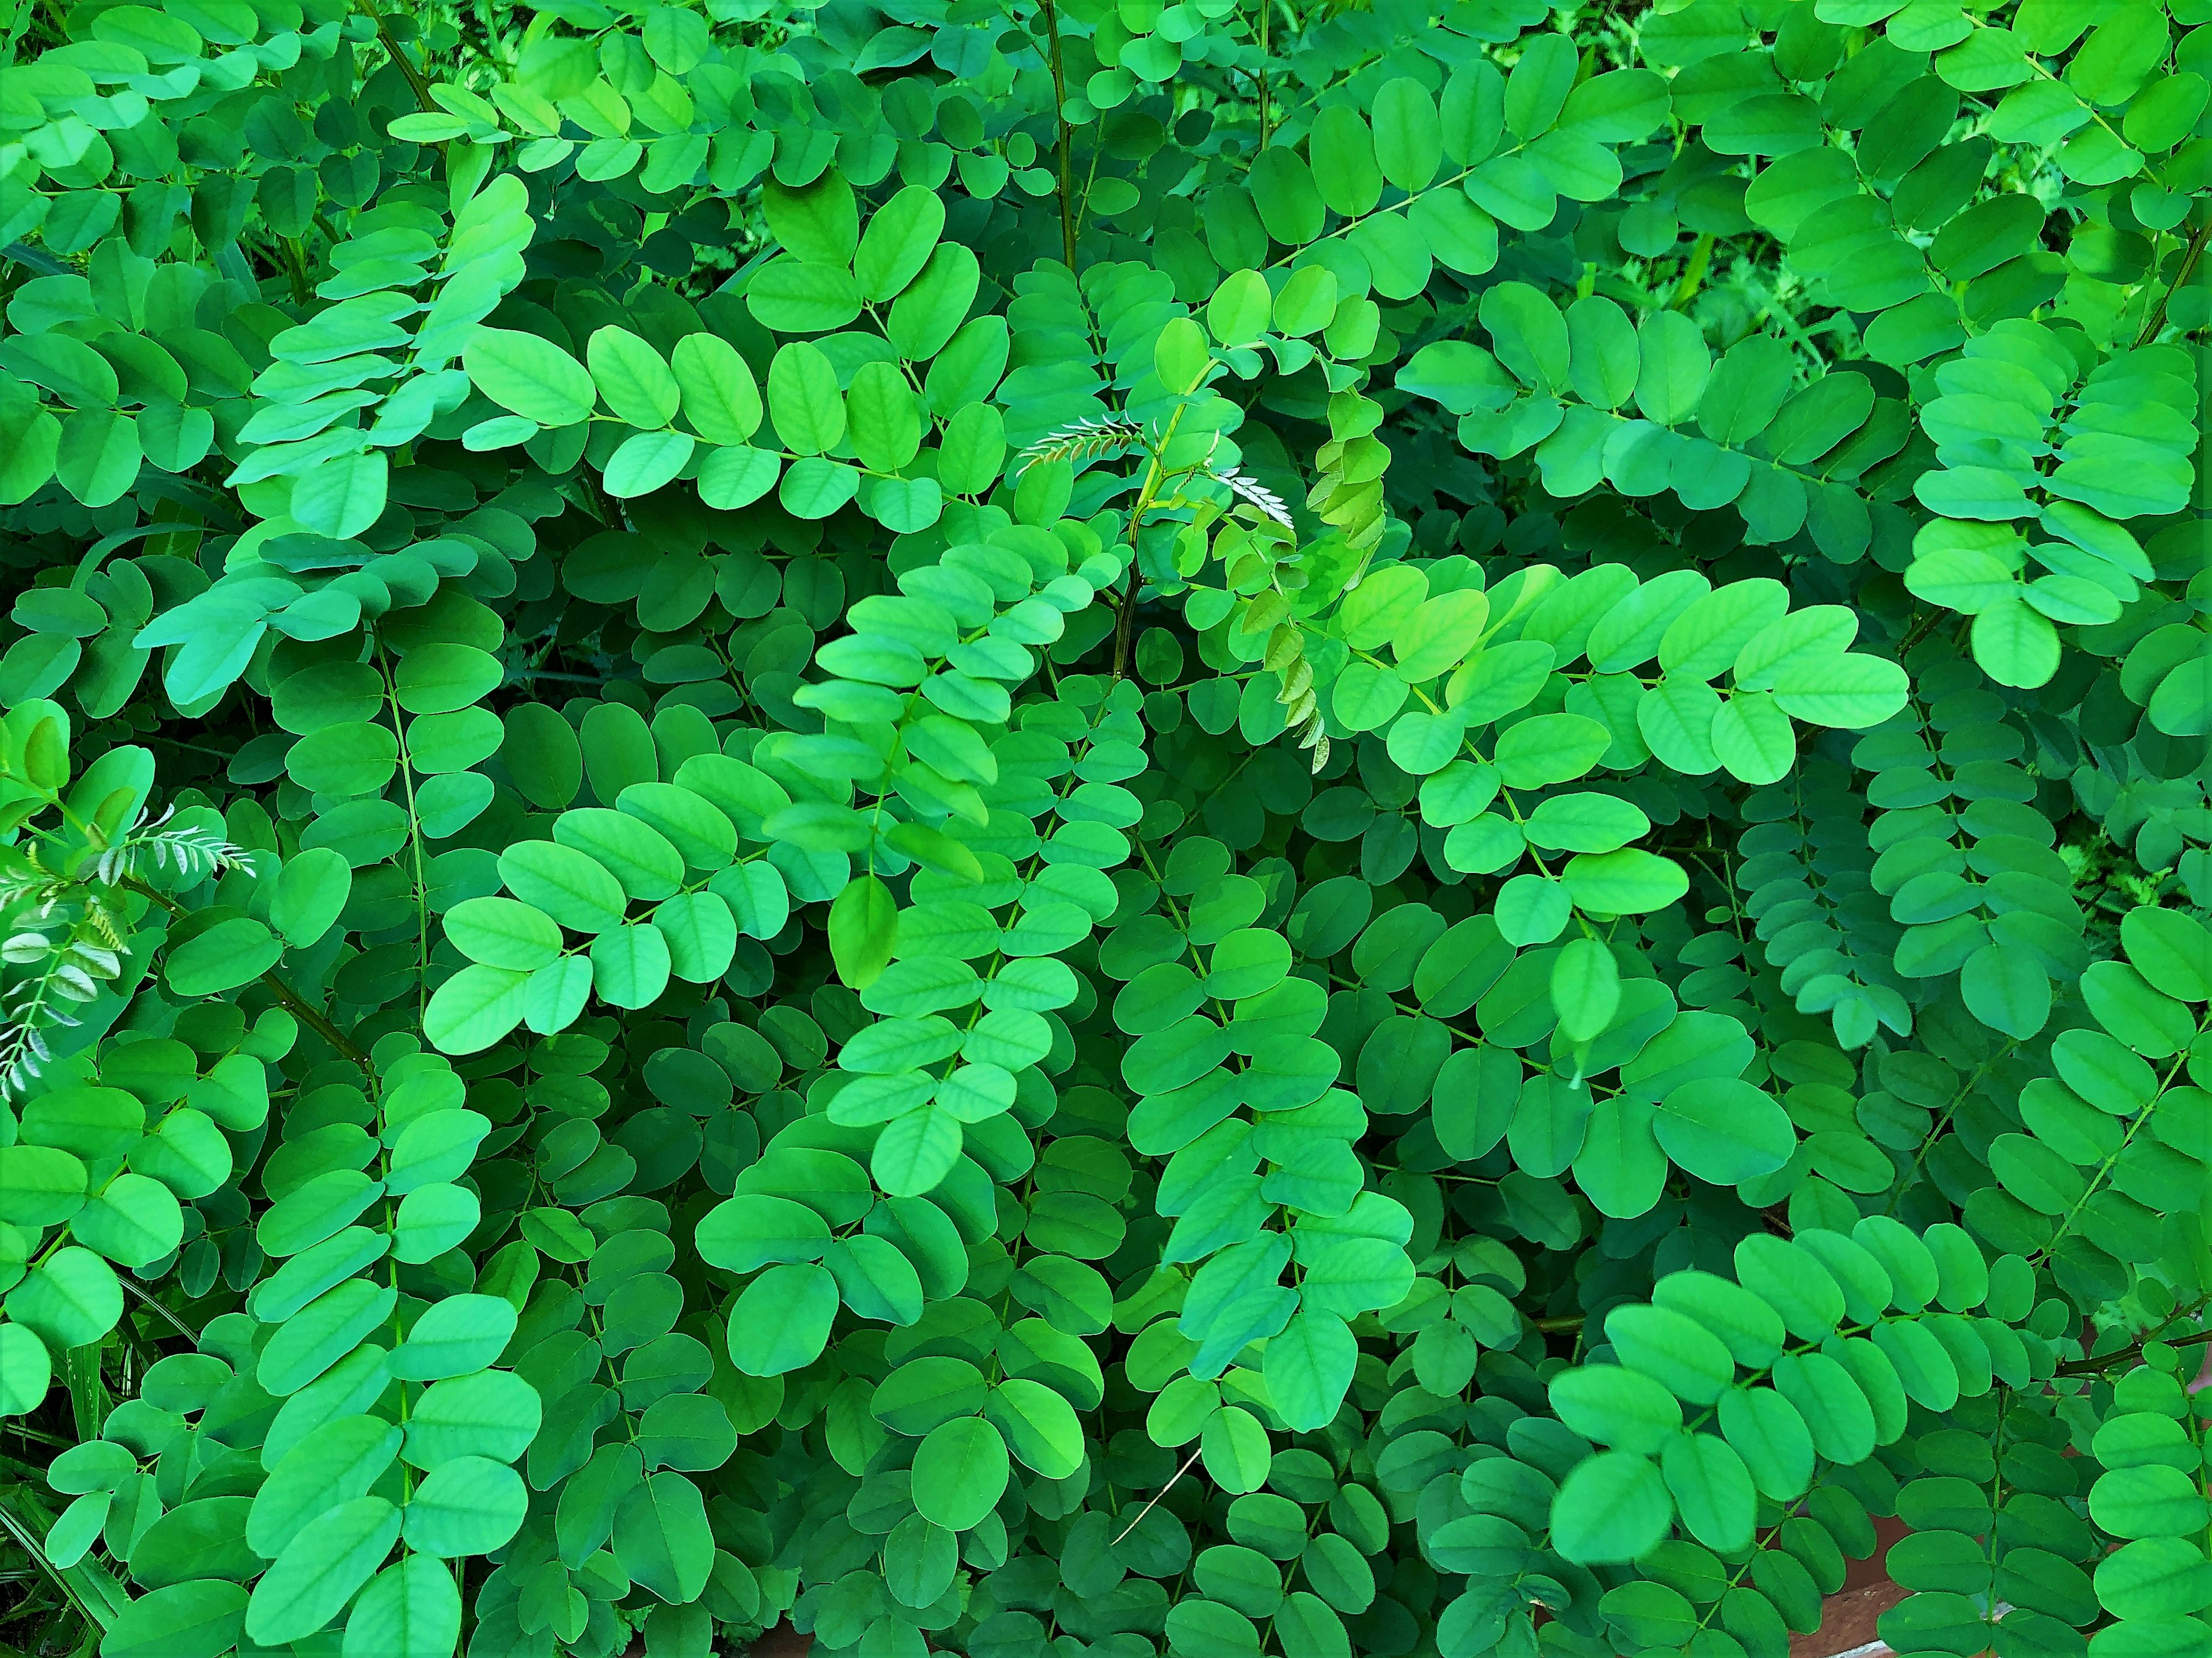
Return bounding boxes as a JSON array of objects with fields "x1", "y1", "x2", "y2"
[{"x1": 0, "y1": 0, "x2": 2206, "y2": 1654}]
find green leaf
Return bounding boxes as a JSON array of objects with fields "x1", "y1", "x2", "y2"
[
  {"x1": 423, "y1": 963, "x2": 529, "y2": 1056},
  {"x1": 1550, "y1": 938, "x2": 1621, "y2": 1044},
  {"x1": 1968, "y1": 596, "x2": 2061, "y2": 688},
  {"x1": 403, "y1": 1371, "x2": 542, "y2": 1469},
  {"x1": 1548, "y1": 1451, "x2": 1672, "y2": 1564},
  {"x1": 1493, "y1": 714, "x2": 1610, "y2": 789},
  {"x1": 498, "y1": 841, "x2": 627, "y2": 933},
  {"x1": 1653, "y1": 1079, "x2": 1794, "y2": 1185},
  {"x1": 465, "y1": 328, "x2": 596, "y2": 426},
  {"x1": 444, "y1": 897, "x2": 563, "y2": 971},
  {"x1": 6, "y1": 1247, "x2": 120, "y2": 1351},
  {"x1": 1634, "y1": 311, "x2": 1711, "y2": 427},
  {"x1": 0, "y1": 1145, "x2": 85, "y2": 1227},
  {"x1": 1504, "y1": 31, "x2": 1577, "y2": 138},
  {"x1": 0, "y1": 1323, "x2": 50, "y2": 1416},
  {"x1": 586, "y1": 326, "x2": 679, "y2": 430},
  {"x1": 823, "y1": 1232, "x2": 925, "y2": 1325},
  {"x1": 590, "y1": 922, "x2": 672, "y2": 1009},
  {"x1": 54, "y1": 411, "x2": 141, "y2": 515},
  {"x1": 165, "y1": 916, "x2": 281, "y2": 996},
  {"x1": 1263, "y1": 1309, "x2": 1357, "y2": 1432},
  {"x1": 390, "y1": 1295, "x2": 517, "y2": 1382},
  {"x1": 244, "y1": 1494, "x2": 402, "y2": 1646},
  {"x1": 1548, "y1": 1364, "x2": 1681, "y2": 1454},
  {"x1": 831, "y1": 874, "x2": 899, "y2": 990},
  {"x1": 767, "y1": 342, "x2": 847, "y2": 456},
  {"x1": 986, "y1": 1378, "x2": 1084, "y2": 1477},
  {"x1": 911, "y1": 1415, "x2": 1011, "y2": 1531},
  {"x1": 748, "y1": 259, "x2": 863, "y2": 333},
  {"x1": 727, "y1": 1262, "x2": 838, "y2": 1376},
  {"x1": 248, "y1": 1415, "x2": 402, "y2": 1557},
  {"x1": 71, "y1": 1171, "x2": 182, "y2": 1268},
  {"x1": 343, "y1": 1555, "x2": 462, "y2": 1658},
  {"x1": 1607, "y1": 1303, "x2": 1736, "y2": 1405},
  {"x1": 1373, "y1": 78, "x2": 1444, "y2": 190},
  {"x1": 872, "y1": 1103, "x2": 964, "y2": 1197},
  {"x1": 1478, "y1": 281, "x2": 1569, "y2": 394},
  {"x1": 1770, "y1": 651, "x2": 1910, "y2": 727},
  {"x1": 1716, "y1": 1386, "x2": 1815, "y2": 1500},
  {"x1": 604, "y1": 430, "x2": 695, "y2": 498},
  {"x1": 855, "y1": 185, "x2": 947, "y2": 301},
  {"x1": 2122, "y1": 906, "x2": 2212, "y2": 1002},
  {"x1": 1201, "y1": 1403, "x2": 1272, "y2": 1494},
  {"x1": 402, "y1": 1455, "x2": 528, "y2": 1556},
  {"x1": 612, "y1": 1473, "x2": 715, "y2": 1605},
  {"x1": 1959, "y1": 942, "x2": 2051, "y2": 1039},
  {"x1": 1561, "y1": 849, "x2": 1690, "y2": 915},
  {"x1": 103, "y1": 1582, "x2": 248, "y2": 1658},
  {"x1": 766, "y1": 170, "x2": 860, "y2": 266},
  {"x1": 1207, "y1": 270, "x2": 1273, "y2": 348},
  {"x1": 671, "y1": 333, "x2": 763, "y2": 446},
  {"x1": 270, "y1": 847, "x2": 351, "y2": 947},
  {"x1": 1660, "y1": 1431, "x2": 1755, "y2": 1552},
  {"x1": 1770, "y1": 1352, "x2": 1876, "y2": 1465}
]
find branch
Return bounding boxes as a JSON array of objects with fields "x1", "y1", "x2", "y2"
[
  {"x1": 1111, "y1": 567, "x2": 1142, "y2": 680},
  {"x1": 249, "y1": 960, "x2": 373, "y2": 1069},
  {"x1": 2055, "y1": 1314, "x2": 2211, "y2": 1379},
  {"x1": 355, "y1": 0, "x2": 435, "y2": 113},
  {"x1": 2137, "y1": 214, "x2": 2212, "y2": 348},
  {"x1": 1035, "y1": 0, "x2": 1078, "y2": 271},
  {"x1": 123, "y1": 880, "x2": 370, "y2": 1069},
  {"x1": 1896, "y1": 606, "x2": 1946, "y2": 660}
]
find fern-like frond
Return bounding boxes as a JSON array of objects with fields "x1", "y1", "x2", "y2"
[
  {"x1": 97, "y1": 806, "x2": 256, "y2": 886},
  {"x1": 1017, "y1": 417, "x2": 1147, "y2": 475},
  {"x1": 1212, "y1": 466, "x2": 1296, "y2": 529}
]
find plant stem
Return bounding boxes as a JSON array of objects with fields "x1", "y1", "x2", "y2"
[
  {"x1": 1112, "y1": 1444, "x2": 1203, "y2": 1544},
  {"x1": 355, "y1": 0, "x2": 434, "y2": 112},
  {"x1": 124, "y1": 880, "x2": 370, "y2": 1069},
  {"x1": 1112, "y1": 567, "x2": 1143, "y2": 680},
  {"x1": 1038, "y1": 0, "x2": 1078, "y2": 270},
  {"x1": 2137, "y1": 213, "x2": 2211, "y2": 348},
  {"x1": 1257, "y1": 0, "x2": 1270, "y2": 149},
  {"x1": 376, "y1": 642, "x2": 433, "y2": 1033}
]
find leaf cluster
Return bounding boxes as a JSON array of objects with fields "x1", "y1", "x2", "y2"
[{"x1": 0, "y1": 0, "x2": 2203, "y2": 1656}]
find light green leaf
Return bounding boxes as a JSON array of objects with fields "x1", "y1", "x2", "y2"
[{"x1": 464, "y1": 328, "x2": 596, "y2": 426}]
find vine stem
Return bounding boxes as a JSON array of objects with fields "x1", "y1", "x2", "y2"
[
  {"x1": 2137, "y1": 213, "x2": 2211, "y2": 348},
  {"x1": 124, "y1": 879, "x2": 370, "y2": 1069}
]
